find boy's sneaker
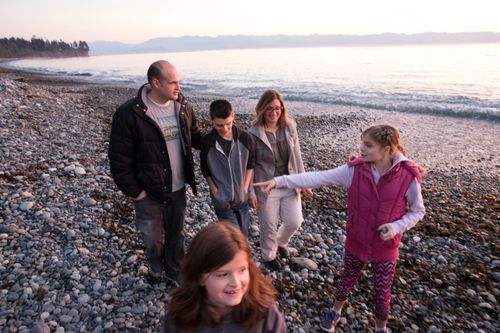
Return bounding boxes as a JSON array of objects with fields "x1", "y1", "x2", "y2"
[
  {"x1": 320, "y1": 308, "x2": 341, "y2": 332},
  {"x1": 374, "y1": 328, "x2": 392, "y2": 333}
]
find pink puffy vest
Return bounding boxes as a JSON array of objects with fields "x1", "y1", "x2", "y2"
[{"x1": 346, "y1": 157, "x2": 422, "y2": 262}]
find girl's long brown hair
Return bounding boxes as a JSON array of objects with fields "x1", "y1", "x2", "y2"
[
  {"x1": 253, "y1": 89, "x2": 290, "y2": 128},
  {"x1": 168, "y1": 223, "x2": 278, "y2": 331}
]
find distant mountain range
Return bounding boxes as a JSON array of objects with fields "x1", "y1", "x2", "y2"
[{"x1": 89, "y1": 32, "x2": 500, "y2": 55}]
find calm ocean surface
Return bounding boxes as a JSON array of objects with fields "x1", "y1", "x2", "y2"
[{"x1": 6, "y1": 44, "x2": 500, "y2": 121}]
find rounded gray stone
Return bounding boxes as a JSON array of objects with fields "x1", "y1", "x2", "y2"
[
  {"x1": 74, "y1": 166, "x2": 86, "y2": 175},
  {"x1": 30, "y1": 322, "x2": 50, "y2": 333},
  {"x1": 83, "y1": 197, "x2": 97, "y2": 206},
  {"x1": 78, "y1": 294, "x2": 91, "y2": 304},
  {"x1": 19, "y1": 201, "x2": 35, "y2": 211}
]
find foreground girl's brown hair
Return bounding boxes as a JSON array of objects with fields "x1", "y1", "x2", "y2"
[{"x1": 167, "y1": 223, "x2": 278, "y2": 331}]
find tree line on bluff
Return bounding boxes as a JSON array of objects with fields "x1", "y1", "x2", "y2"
[{"x1": 0, "y1": 37, "x2": 89, "y2": 58}]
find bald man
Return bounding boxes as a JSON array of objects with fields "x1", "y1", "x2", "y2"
[{"x1": 109, "y1": 60, "x2": 202, "y2": 285}]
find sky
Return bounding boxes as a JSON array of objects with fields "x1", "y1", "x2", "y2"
[{"x1": 1, "y1": 0, "x2": 500, "y2": 44}]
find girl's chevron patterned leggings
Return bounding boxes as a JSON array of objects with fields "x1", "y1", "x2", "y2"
[{"x1": 334, "y1": 250, "x2": 397, "y2": 321}]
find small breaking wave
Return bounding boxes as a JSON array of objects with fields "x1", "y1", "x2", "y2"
[{"x1": 283, "y1": 93, "x2": 500, "y2": 122}]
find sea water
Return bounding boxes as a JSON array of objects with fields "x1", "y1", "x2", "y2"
[{"x1": 6, "y1": 43, "x2": 500, "y2": 121}]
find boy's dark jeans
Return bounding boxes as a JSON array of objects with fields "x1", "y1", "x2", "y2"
[{"x1": 215, "y1": 202, "x2": 250, "y2": 237}]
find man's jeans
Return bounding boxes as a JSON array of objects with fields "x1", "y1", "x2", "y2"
[
  {"x1": 215, "y1": 202, "x2": 250, "y2": 237},
  {"x1": 133, "y1": 187, "x2": 186, "y2": 276}
]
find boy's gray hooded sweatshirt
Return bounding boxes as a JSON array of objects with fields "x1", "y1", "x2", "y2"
[{"x1": 200, "y1": 126, "x2": 254, "y2": 210}]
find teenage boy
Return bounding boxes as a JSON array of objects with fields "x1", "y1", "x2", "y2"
[{"x1": 200, "y1": 99, "x2": 255, "y2": 236}]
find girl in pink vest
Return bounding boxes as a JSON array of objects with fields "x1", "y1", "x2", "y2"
[{"x1": 254, "y1": 124, "x2": 425, "y2": 333}]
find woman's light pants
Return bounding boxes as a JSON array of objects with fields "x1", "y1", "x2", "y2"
[{"x1": 256, "y1": 188, "x2": 303, "y2": 261}]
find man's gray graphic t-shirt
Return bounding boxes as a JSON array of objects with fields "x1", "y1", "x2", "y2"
[{"x1": 142, "y1": 88, "x2": 185, "y2": 191}]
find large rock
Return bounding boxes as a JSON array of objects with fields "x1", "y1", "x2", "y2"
[{"x1": 290, "y1": 257, "x2": 318, "y2": 271}]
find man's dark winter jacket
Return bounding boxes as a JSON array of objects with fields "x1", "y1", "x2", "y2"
[{"x1": 109, "y1": 84, "x2": 202, "y2": 200}]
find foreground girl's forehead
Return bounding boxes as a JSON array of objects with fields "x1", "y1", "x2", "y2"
[
  {"x1": 213, "y1": 264, "x2": 248, "y2": 274},
  {"x1": 215, "y1": 252, "x2": 249, "y2": 269}
]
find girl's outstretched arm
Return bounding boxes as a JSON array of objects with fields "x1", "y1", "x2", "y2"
[
  {"x1": 252, "y1": 179, "x2": 277, "y2": 195},
  {"x1": 253, "y1": 164, "x2": 351, "y2": 195},
  {"x1": 253, "y1": 165, "x2": 350, "y2": 195},
  {"x1": 275, "y1": 164, "x2": 351, "y2": 190}
]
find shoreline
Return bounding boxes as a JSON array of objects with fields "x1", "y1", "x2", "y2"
[
  {"x1": 2, "y1": 60, "x2": 499, "y2": 123},
  {"x1": 0, "y1": 67, "x2": 498, "y2": 332},
  {"x1": 5, "y1": 65, "x2": 495, "y2": 177}
]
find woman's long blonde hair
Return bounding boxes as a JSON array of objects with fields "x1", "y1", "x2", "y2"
[{"x1": 253, "y1": 89, "x2": 290, "y2": 128}]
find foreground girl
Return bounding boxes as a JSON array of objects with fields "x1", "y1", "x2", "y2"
[
  {"x1": 254, "y1": 124, "x2": 425, "y2": 333},
  {"x1": 161, "y1": 222, "x2": 286, "y2": 332}
]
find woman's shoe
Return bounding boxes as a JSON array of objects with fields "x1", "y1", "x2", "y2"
[
  {"x1": 277, "y1": 246, "x2": 290, "y2": 258},
  {"x1": 264, "y1": 258, "x2": 282, "y2": 270}
]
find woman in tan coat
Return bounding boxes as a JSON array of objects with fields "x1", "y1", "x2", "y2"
[{"x1": 249, "y1": 90, "x2": 312, "y2": 270}]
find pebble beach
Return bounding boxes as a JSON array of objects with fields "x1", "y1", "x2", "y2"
[{"x1": 0, "y1": 66, "x2": 499, "y2": 333}]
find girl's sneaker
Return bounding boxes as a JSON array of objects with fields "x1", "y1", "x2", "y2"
[
  {"x1": 320, "y1": 308, "x2": 341, "y2": 332},
  {"x1": 374, "y1": 328, "x2": 392, "y2": 333}
]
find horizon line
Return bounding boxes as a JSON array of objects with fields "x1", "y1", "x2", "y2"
[{"x1": 90, "y1": 31, "x2": 500, "y2": 44}]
